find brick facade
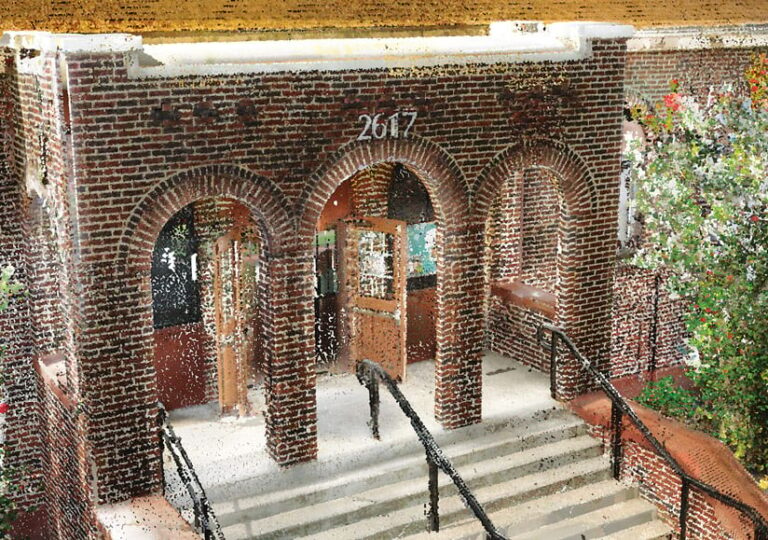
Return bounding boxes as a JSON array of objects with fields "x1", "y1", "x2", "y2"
[
  {"x1": 1, "y1": 24, "x2": 766, "y2": 538},
  {"x1": 583, "y1": 404, "x2": 768, "y2": 540}
]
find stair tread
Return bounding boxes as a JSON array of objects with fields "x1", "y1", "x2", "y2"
[
  {"x1": 211, "y1": 412, "x2": 583, "y2": 513},
  {"x1": 223, "y1": 435, "x2": 602, "y2": 535},
  {"x1": 595, "y1": 519, "x2": 672, "y2": 539},
  {"x1": 403, "y1": 479, "x2": 637, "y2": 540},
  {"x1": 508, "y1": 498, "x2": 658, "y2": 540},
  {"x1": 228, "y1": 455, "x2": 611, "y2": 539}
]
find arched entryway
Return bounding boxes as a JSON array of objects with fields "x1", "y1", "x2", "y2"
[
  {"x1": 313, "y1": 162, "x2": 440, "y2": 380},
  {"x1": 483, "y1": 166, "x2": 566, "y2": 371},
  {"x1": 298, "y1": 138, "x2": 481, "y2": 429},
  {"x1": 116, "y1": 165, "x2": 307, "y2": 473},
  {"x1": 474, "y1": 139, "x2": 599, "y2": 400},
  {"x1": 150, "y1": 198, "x2": 270, "y2": 416}
]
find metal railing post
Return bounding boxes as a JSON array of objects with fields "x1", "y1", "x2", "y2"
[
  {"x1": 427, "y1": 454, "x2": 440, "y2": 532},
  {"x1": 610, "y1": 400, "x2": 623, "y2": 481},
  {"x1": 549, "y1": 330, "x2": 558, "y2": 400},
  {"x1": 157, "y1": 403, "x2": 168, "y2": 496},
  {"x1": 679, "y1": 478, "x2": 690, "y2": 539},
  {"x1": 357, "y1": 363, "x2": 381, "y2": 439},
  {"x1": 369, "y1": 375, "x2": 380, "y2": 440}
]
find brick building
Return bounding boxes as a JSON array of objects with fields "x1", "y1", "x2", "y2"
[{"x1": 1, "y1": 3, "x2": 768, "y2": 538}]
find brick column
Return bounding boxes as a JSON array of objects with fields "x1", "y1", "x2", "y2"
[
  {"x1": 264, "y1": 246, "x2": 318, "y2": 465},
  {"x1": 434, "y1": 224, "x2": 485, "y2": 428}
]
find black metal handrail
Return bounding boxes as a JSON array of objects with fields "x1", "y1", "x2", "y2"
[
  {"x1": 158, "y1": 404, "x2": 225, "y2": 540},
  {"x1": 536, "y1": 323, "x2": 768, "y2": 540},
  {"x1": 356, "y1": 359, "x2": 506, "y2": 539}
]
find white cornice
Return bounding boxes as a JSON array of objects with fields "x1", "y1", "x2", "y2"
[
  {"x1": 628, "y1": 25, "x2": 768, "y2": 52},
  {"x1": 0, "y1": 22, "x2": 635, "y2": 78},
  {"x1": 130, "y1": 22, "x2": 633, "y2": 78},
  {"x1": 0, "y1": 31, "x2": 141, "y2": 54}
]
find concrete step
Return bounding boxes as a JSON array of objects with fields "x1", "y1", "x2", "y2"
[
  {"x1": 224, "y1": 453, "x2": 611, "y2": 540},
  {"x1": 207, "y1": 407, "x2": 672, "y2": 540},
  {"x1": 219, "y1": 433, "x2": 601, "y2": 535},
  {"x1": 207, "y1": 406, "x2": 569, "y2": 501},
  {"x1": 300, "y1": 458, "x2": 618, "y2": 540},
  {"x1": 213, "y1": 410, "x2": 585, "y2": 525},
  {"x1": 507, "y1": 498, "x2": 661, "y2": 539},
  {"x1": 403, "y1": 479, "x2": 639, "y2": 540},
  {"x1": 595, "y1": 519, "x2": 673, "y2": 539}
]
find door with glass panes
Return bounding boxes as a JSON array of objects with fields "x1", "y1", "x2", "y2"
[
  {"x1": 337, "y1": 216, "x2": 408, "y2": 381},
  {"x1": 213, "y1": 228, "x2": 250, "y2": 415}
]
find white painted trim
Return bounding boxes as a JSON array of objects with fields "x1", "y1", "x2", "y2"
[
  {"x1": 628, "y1": 25, "x2": 768, "y2": 52},
  {"x1": 130, "y1": 22, "x2": 633, "y2": 78},
  {"x1": 0, "y1": 31, "x2": 141, "y2": 54},
  {"x1": 1, "y1": 22, "x2": 634, "y2": 78}
]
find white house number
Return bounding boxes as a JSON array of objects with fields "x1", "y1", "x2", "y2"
[{"x1": 357, "y1": 111, "x2": 418, "y2": 141}]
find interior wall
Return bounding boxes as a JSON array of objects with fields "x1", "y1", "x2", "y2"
[{"x1": 519, "y1": 168, "x2": 562, "y2": 293}]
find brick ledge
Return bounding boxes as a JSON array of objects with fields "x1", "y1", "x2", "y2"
[{"x1": 490, "y1": 280, "x2": 556, "y2": 319}]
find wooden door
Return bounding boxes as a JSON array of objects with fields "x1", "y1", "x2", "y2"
[
  {"x1": 213, "y1": 228, "x2": 250, "y2": 415},
  {"x1": 337, "y1": 217, "x2": 408, "y2": 381}
]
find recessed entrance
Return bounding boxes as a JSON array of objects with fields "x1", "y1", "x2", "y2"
[
  {"x1": 151, "y1": 197, "x2": 269, "y2": 416},
  {"x1": 313, "y1": 163, "x2": 438, "y2": 381}
]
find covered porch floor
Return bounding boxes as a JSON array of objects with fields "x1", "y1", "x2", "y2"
[{"x1": 166, "y1": 351, "x2": 558, "y2": 510}]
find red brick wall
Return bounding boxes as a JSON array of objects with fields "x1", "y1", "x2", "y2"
[
  {"x1": 611, "y1": 263, "x2": 687, "y2": 378},
  {"x1": 350, "y1": 162, "x2": 394, "y2": 218},
  {"x1": 2, "y1": 36, "x2": 629, "y2": 509},
  {"x1": 485, "y1": 170, "x2": 521, "y2": 283},
  {"x1": 0, "y1": 56, "x2": 45, "y2": 520},
  {"x1": 626, "y1": 46, "x2": 768, "y2": 105},
  {"x1": 519, "y1": 168, "x2": 562, "y2": 293},
  {"x1": 486, "y1": 296, "x2": 552, "y2": 372},
  {"x1": 620, "y1": 440, "x2": 730, "y2": 539},
  {"x1": 27, "y1": 202, "x2": 66, "y2": 358},
  {"x1": 585, "y1": 416, "x2": 766, "y2": 540},
  {"x1": 36, "y1": 355, "x2": 99, "y2": 540}
]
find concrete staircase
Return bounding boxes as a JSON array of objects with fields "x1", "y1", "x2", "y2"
[{"x1": 198, "y1": 408, "x2": 671, "y2": 540}]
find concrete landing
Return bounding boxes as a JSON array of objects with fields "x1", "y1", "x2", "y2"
[{"x1": 166, "y1": 351, "x2": 557, "y2": 502}]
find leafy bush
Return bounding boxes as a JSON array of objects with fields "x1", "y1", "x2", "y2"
[
  {"x1": 636, "y1": 376, "x2": 699, "y2": 422},
  {"x1": 625, "y1": 54, "x2": 768, "y2": 472},
  {"x1": 0, "y1": 264, "x2": 20, "y2": 533}
]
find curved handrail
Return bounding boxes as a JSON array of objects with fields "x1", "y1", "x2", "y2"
[
  {"x1": 536, "y1": 323, "x2": 768, "y2": 540},
  {"x1": 356, "y1": 359, "x2": 506, "y2": 540},
  {"x1": 158, "y1": 404, "x2": 225, "y2": 540}
]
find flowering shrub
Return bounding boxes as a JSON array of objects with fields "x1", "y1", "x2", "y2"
[
  {"x1": 626, "y1": 58, "x2": 768, "y2": 472},
  {"x1": 0, "y1": 265, "x2": 20, "y2": 534}
]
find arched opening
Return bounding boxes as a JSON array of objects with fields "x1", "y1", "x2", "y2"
[
  {"x1": 314, "y1": 162, "x2": 439, "y2": 378},
  {"x1": 151, "y1": 197, "x2": 270, "y2": 416},
  {"x1": 485, "y1": 166, "x2": 566, "y2": 372}
]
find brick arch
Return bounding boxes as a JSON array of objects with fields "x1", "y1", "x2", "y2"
[
  {"x1": 117, "y1": 164, "x2": 293, "y2": 270},
  {"x1": 471, "y1": 138, "x2": 597, "y2": 221},
  {"x1": 295, "y1": 137, "x2": 469, "y2": 239}
]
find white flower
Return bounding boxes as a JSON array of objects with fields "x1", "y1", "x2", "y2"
[{"x1": 685, "y1": 345, "x2": 702, "y2": 369}]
